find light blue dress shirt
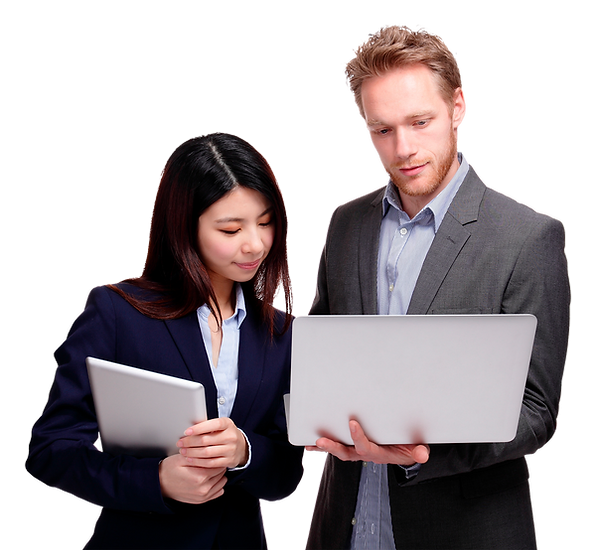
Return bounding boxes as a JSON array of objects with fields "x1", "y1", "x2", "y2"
[
  {"x1": 197, "y1": 284, "x2": 251, "y2": 470},
  {"x1": 350, "y1": 155, "x2": 470, "y2": 550}
]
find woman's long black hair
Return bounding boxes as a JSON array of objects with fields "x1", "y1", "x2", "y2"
[{"x1": 110, "y1": 133, "x2": 292, "y2": 335}]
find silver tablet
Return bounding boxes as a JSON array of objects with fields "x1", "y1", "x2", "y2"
[
  {"x1": 86, "y1": 357, "x2": 207, "y2": 457},
  {"x1": 287, "y1": 314, "x2": 536, "y2": 446}
]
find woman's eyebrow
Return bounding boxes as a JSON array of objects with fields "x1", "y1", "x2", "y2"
[{"x1": 214, "y1": 207, "x2": 273, "y2": 224}]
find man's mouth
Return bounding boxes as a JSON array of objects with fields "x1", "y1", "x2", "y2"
[{"x1": 396, "y1": 163, "x2": 428, "y2": 177}]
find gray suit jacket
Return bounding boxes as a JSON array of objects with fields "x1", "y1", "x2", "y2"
[{"x1": 307, "y1": 167, "x2": 570, "y2": 550}]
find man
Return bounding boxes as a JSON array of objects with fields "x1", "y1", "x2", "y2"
[{"x1": 306, "y1": 26, "x2": 569, "y2": 550}]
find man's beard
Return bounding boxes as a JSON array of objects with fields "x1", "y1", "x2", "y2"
[{"x1": 388, "y1": 128, "x2": 457, "y2": 198}]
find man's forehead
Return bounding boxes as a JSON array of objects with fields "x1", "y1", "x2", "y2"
[{"x1": 361, "y1": 69, "x2": 452, "y2": 121}]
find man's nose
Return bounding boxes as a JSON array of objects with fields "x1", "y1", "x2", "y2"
[{"x1": 394, "y1": 129, "x2": 417, "y2": 159}]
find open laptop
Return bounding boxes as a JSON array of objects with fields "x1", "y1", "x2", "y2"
[
  {"x1": 86, "y1": 357, "x2": 207, "y2": 457},
  {"x1": 286, "y1": 314, "x2": 536, "y2": 446}
]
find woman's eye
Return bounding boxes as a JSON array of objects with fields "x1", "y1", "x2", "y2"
[{"x1": 221, "y1": 229, "x2": 240, "y2": 235}]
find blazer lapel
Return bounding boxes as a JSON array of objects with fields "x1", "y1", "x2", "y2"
[
  {"x1": 407, "y1": 168, "x2": 485, "y2": 315},
  {"x1": 359, "y1": 190, "x2": 386, "y2": 315},
  {"x1": 165, "y1": 312, "x2": 219, "y2": 419},
  {"x1": 229, "y1": 308, "x2": 265, "y2": 427}
]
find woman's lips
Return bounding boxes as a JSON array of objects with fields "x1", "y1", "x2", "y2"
[{"x1": 235, "y1": 259, "x2": 262, "y2": 270}]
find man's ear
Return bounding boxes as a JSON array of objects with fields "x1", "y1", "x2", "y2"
[{"x1": 452, "y1": 87, "x2": 466, "y2": 130}]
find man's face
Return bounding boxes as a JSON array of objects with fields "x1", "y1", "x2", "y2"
[{"x1": 361, "y1": 64, "x2": 466, "y2": 217}]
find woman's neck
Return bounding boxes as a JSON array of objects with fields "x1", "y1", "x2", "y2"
[{"x1": 211, "y1": 278, "x2": 236, "y2": 321}]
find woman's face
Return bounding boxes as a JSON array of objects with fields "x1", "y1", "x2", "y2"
[{"x1": 197, "y1": 186, "x2": 274, "y2": 289}]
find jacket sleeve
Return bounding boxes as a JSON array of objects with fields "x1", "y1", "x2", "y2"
[
  {"x1": 228, "y1": 398, "x2": 304, "y2": 501},
  {"x1": 224, "y1": 310, "x2": 304, "y2": 501},
  {"x1": 407, "y1": 216, "x2": 570, "y2": 483},
  {"x1": 25, "y1": 287, "x2": 172, "y2": 514}
]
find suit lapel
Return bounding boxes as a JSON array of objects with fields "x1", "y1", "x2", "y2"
[
  {"x1": 359, "y1": 190, "x2": 386, "y2": 315},
  {"x1": 229, "y1": 306, "x2": 265, "y2": 427},
  {"x1": 407, "y1": 168, "x2": 485, "y2": 315},
  {"x1": 165, "y1": 312, "x2": 219, "y2": 419}
]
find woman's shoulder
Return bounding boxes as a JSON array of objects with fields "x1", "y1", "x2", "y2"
[{"x1": 86, "y1": 282, "x2": 165, "y2": 315}]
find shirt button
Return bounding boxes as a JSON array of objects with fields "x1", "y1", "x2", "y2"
[
  {"x1": 400, "y1": 227, "x2": 408, "y2": 235},
  {"x1": 362, "y1": 461, "x2": 368, "y2": 467},
  {"x1": 351, "y1": 517, "x2": 357, "y2": 526},
  {"x1": 218, "y1": 397, "x2": 226, "y2": 405},
  {"x1": 389, "y1": 284, "x2": 394, "y2": 292}
]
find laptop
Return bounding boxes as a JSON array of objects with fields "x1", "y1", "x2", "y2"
[
  {"x1": 86, "y1": 357, "x2": 207, "y2": 457},
  {"x1": 286, "y1": 314, "x2": 536, "y2": 446}
]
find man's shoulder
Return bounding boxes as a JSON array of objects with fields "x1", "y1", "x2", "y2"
[
  {"x1": 482, "y1": 186, "x2": 560, "y2": 228},
  {"x1": 456, "y1": 166, "x2": 561, "y2": 227},
  {"x1": 331, "y1": 187, "x2": 385, "y2": 218}
]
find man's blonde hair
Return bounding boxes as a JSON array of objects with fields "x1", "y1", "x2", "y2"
[{"x1": 346, "y1": 26, "x2": 462, "y2": 117}]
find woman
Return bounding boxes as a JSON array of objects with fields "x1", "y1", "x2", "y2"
[{"x1": 26, "y1": 133, "x2": 304, "y2": 549}]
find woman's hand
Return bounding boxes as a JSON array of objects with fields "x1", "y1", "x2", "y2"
[
  {"x1": 158, "y1": 454, "x2": 227, "y2": 505},
  {"x1": 177, "y1": 417, "x2": 249, "y2": 469}
]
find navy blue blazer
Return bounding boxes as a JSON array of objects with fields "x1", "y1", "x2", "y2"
[{"x1": 27, "y1": 285, "x2": 303, "y2": 549}]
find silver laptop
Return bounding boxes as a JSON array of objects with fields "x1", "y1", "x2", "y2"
[
  {"x1": 86, "y1": 357, "x2": 207, "y2": 457},
  {"x1": 286, "y1": 314, "x2": 536, "y2": 446}
]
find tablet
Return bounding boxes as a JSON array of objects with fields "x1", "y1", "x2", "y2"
[
  {"x1": 287, "y1": 314, "x2": 536, "y2": 446},
  {"x1": 86, "y1": 357, "x2": 207, "y2": 457}
]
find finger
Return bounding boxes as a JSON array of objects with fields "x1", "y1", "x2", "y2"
[
  {"x1": 185, "y1": 468, "x2": 227, "y2": 504},
  {"x1": 180, "y1": 426, "x2": 244, "y2": 455},
  {"x1": 184, "y1": 463, "x2": 227, "y2": 480},
  {"x1": 412, "y1": 444, "x2": 430, "y2": 464},
  {"x1": 185, "y1": 456, "x2": 233, "y2": 469},
  {"x1": 178, "y1": 431, "x2": 224, "y2": 449},
  {"x1": 348, "y1": 420, "x2": 373, "y2": 456},
  {"x1": 315, "y1": 437, "x2": 359, "y2": 462},
  {"x1": 183, "y1": 417, "x2": 229, "y2": 437},
  {"x1": 201, "y1": 472, "x2": 228, "y2": 502},
  {"x1": 179, "y1": 443, "x2": 220, "y2": 458}
]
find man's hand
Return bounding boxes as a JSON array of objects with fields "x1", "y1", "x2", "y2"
[
  {"x1": 177, "y1": 417, "x2": 249, "y2": 469},
  {"x1": 306, "y1": 419, "x2": 430, "y2": 466}
]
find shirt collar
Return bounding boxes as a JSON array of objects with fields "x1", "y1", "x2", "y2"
[
  {"x1": 198, "y1": 283, "x2": 247, "y2": 329},
  {"x1": 382, "y1": 153, "x2": 470, "y2": 232}
]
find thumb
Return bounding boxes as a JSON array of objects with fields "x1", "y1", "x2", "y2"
[{"x1": 412, "y1": 444, "x2": 430, "y2": 464}]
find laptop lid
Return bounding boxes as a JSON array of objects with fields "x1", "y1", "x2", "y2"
[{"x1": 287, "y1": 314, "x2": 536, "y2": 446}]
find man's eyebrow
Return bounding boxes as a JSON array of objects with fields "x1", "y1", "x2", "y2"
[
  {"x1": 214, "y1": 207, "x2": 273, "y2": 224},
  {"x1": 409, "y1": 110, "x2": 436, "y2": 118},
  {"x1": 366, "y1": 111, "x2": 436, "y2": 126}
]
